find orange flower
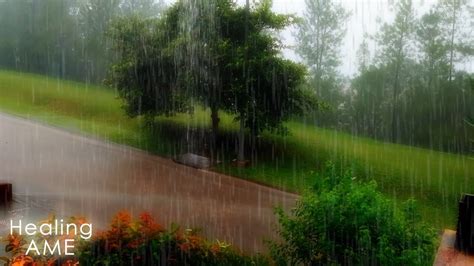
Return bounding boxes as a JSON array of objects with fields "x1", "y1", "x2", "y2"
[
  {"x1": 71, "y1": 216, "x2": 88, "y2": 226},
  {"x1": 210, "y1": 244, "x2": 221, "y2": 255},
  {"x1": 11, "y1": 255, "x2": 33, "y2": 266},
  {"x1": 178, "y1": 242, "x2": 191, "y2": 252},
  {"x1": 103, "y1": 211, "x2": 134, "y2": 251},
  {"x1": 187, "y1": 235, "x2": 203, "y2": 248},
  {"x1": 111, "y1": 211, "x2": 132, "y2": 228},
  {"x1": 127, "y1": 238, "x2": 142, "y2": 249},
  {"x1": 61, "y1": 259, "x2": 79, "y2": 266},
  {"x1": 7, "y1": 233, "x2": 23, "y2": 249},
  {"x1": 46, "y1": 258, "x2": 58, "y2": 266},
  {"x1": 139, "y1": 212, "x2": 163, "y2": 235},
  {"x1": 139, "y1": 212, "x2": 154, "y2": 225}
]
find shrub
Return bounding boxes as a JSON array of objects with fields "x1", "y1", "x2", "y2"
[
  {"x1": 1, "y1": 215, "x2": 84, "y2": 266},
  {"x1": 3, "y1": 212, "x2": 267, "y2": 266},
  {"x1": 77, "y1": 211, "x2": 267, "y2": 265},
  {"x1": 270, "y1": 163, "x2": 437, "y2": 266}
]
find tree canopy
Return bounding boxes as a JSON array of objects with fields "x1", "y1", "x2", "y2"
[{"x1": 107, "y1": 0, "x2": 317, "y2": 161}]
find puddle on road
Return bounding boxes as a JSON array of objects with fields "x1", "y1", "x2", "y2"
[{"x1": 0, "y1": 195, "x2": 55, "y2": 234}]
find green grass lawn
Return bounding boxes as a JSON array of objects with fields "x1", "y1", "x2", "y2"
[{"x1": 0, "y1": 69, "x2": 472, "y2": 230}]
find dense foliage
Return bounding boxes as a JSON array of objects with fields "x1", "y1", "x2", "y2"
[
  {"x1": 271, "y1": 163, "x2": 437, "y2": 265},
  {"x1": 107, "y1": 15, "x2": 192, "y2": 117},
  {"x1": 77, "y1": 212, "x2": 266, "y2": 265},
  {"x1": 3, "y1": 188, "x2": 438, "y2": 266},
  {"x1": 1, "y1": 215, "x2": 85, "y2": 266},
  {"x1": 108, "y1": 0, "x2": 317, "y2": 161},
  {"x1": 346, "y1": 0, "x2": 473, "y2": 152},
  {"x1": 3, "y1": 212, "x2": 267, "y2": 266},
  {"x1": 297, "y1": 0, "x2": 473, "y2": 153},
  {"x1": 0, "y1": 0, "x2": 165, "y2": 83}
]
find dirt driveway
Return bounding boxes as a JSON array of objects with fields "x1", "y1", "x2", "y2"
[{"x1": 0, "y1": 113, "x2": 297, "y2": 253}]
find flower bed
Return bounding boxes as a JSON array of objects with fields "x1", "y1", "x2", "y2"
[{"x1": 2, "y1": 212, "x2": 267, "y2": 266}]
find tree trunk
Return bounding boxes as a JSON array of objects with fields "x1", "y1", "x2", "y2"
[
  {"x1": 391, "y1": 63, "x2": 400, "y2": 143},
  {"x1": 391, "y1": 30, "x2": 405, "y2": 143},
  {"x1": 210, "y1": 105, "x2": 220, "y2": 163},
  {"x1": 238, "y1": 118, "x2": 245, "y2": 162},
  {"x1": 211, "y1": 106, "x2": 220, "y2": 133},
  {"x1": 448, "y1": 6, "x2": 457, "y2": 82},
  {"x1": 238, "y1": 0, "x2": 249, "y2": 163}
]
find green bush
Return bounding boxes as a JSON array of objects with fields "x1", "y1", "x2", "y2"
[{"x1": 270, "y1": 163, "x2": 437, "y2": 266}]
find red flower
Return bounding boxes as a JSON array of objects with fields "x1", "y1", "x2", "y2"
[
  {"x1": 210, "y1": 244, "x2": 221, "y2": 255},
  {"x1": 7, "y1": 233, "x2": 23, "y2": 249},
  {"x1": 139, "y1": 212, "x2": 164, "y2": 235},
  {"x1": 178, "y1": 243, "x2": 191, "y2": 252},
  {"x1": 111, "y1": 211, "x2": 132, "y2": 228},
  {"x1": 11, "y1": 255, "x2": 33, "y2": 266}
]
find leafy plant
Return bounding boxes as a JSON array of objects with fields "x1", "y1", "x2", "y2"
[
  {"x1": 75, "y1": 212, "x2": 267, "y2": 266},
  {"x1": 270, "y1": 162, "x2": 437, "y2": 265},
  {"x1": 2, "y1": 215, "x2": 84, "y2": 266},
  {"x1": 3, "y1": 212, "x2": 267, "y2": 266}
]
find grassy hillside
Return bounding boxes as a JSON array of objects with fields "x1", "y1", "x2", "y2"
[{"x1": 0, "y1": 70, "x2": 472, "y2": 229}]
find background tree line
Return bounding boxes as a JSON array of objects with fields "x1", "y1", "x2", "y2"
[
  {"x1": 0, "y1": 0, "x2": 165, "y2": 84},
  {"x1": 297, "y1": 0, "x2": 473, "y2": 153}
]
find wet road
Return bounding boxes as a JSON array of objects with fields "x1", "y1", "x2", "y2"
[{"x1": 0, "y1": 113, "x2": 297, "y2": 253}]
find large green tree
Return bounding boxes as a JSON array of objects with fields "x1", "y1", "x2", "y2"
[
  {"x1": 107, "y1": 12, "x2": 191, "y2": 118},
  {"x1": 174, "y1": 0, "x2": 315, "y2": 162},
  {"x1": 170, "y1": 0, "x2": 233, "y2": 161},
  {"x1": 108, "y1": 0, "x2": 316, "y2": 162},
  {"x1": 223, "y1": 0, "x2": 314, "y2": 162}
]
